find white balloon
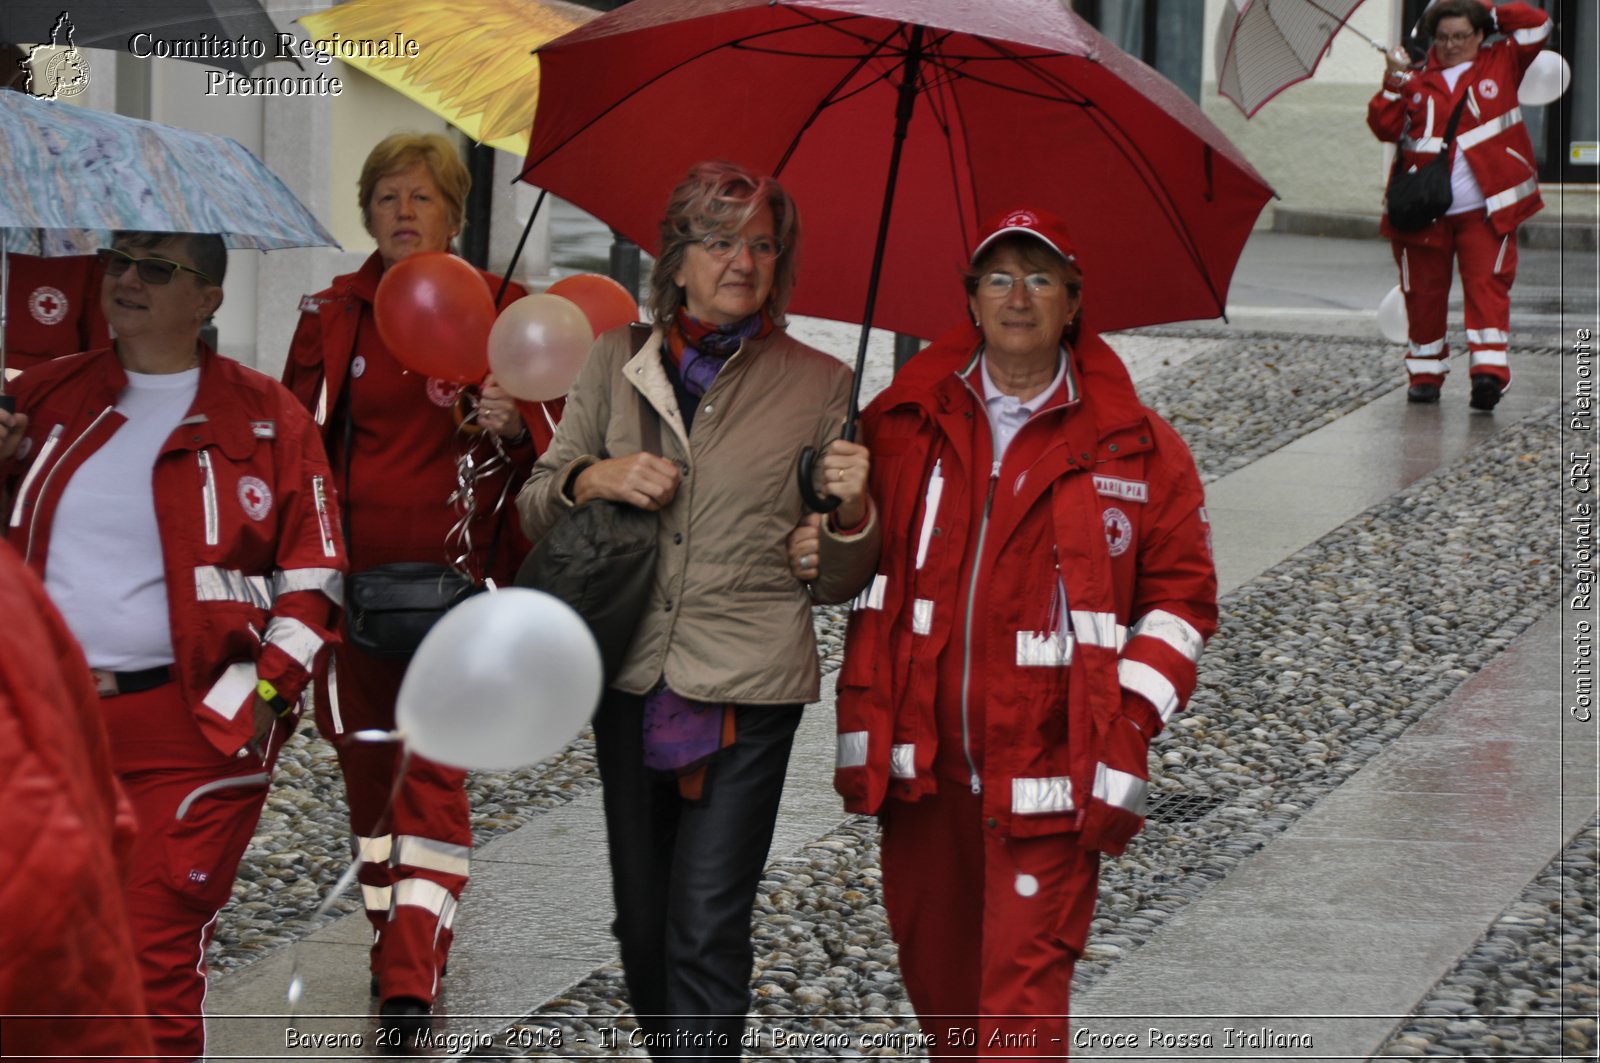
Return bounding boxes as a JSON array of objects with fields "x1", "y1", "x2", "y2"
[
  {"x1": 1377, "y1": 285, "x2": 1409, "y2": 345},
  {"x1": 1519, "y1": 51, "x2": 1570, "y2": 107},
  {"x1": 397, "y1": 588, "x2": 602, "y2": 771}
]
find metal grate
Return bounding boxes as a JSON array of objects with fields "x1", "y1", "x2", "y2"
[{"x1": 1145, "y1": 794, "x2": 1224, "y2": 824}]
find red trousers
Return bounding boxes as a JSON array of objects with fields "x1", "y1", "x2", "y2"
[
  {"x1": 100, "y1": 682, "x2": 282, "y2": 1062},
  {"x1": 1393, "y1": 211, "x2": 1519, "y2": 390},
  {"x1": 880, "y1": 786, "x2": 1101, "y2": 1060},
  {"x1": 315, "y1": 645, "x2": 471, "y2": 1005}
]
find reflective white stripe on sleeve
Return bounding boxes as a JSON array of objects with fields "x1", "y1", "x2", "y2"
[
  {"x1": 274, "y1": 567, "x2": 344, "y2": 604},
  {"x1": 315, "y1": 379, "x2": 329, "y2": 426},
  {"x1": 1070, "y1": 610, "x2": 1126, "y2": 651},
  {"x1": 1469, "y1": 349, "x2": 1510, "y2": 369},
  {"x1": 1093, "y1": 763, "x2": 1149, "y2": 817},
  {"x1": 361, "y1": 884, "x2": 393, "y2": 913},
  {"x1": 1401, "y1": 135, "x2": 1444, "y2": 153},
  {"x1": 837, "y1": 730, "x2": 868, "y2": 769},
  {"x1": 1381, "y1": 90, "x2": 1401, "y2": 101},
  {"x1": 1486, "y1": 178, "x2": 1538, "y2": 214},
  {"x1": 312, "y1": 474, "x2": 338, "y2": 559},
  {"x1": 194, "y1": 566, "x2": 274, "y2": 608},
  {"x1": 1512, "y1": 22, "x2": 1551, "y2": 45},
  {"x1": 1118, "y1": 659, "x2": 1180, "y2": 722},
  {"x1": 1467, "y1": 328, "x2": 1509, "y2": 346},
  {"x1": 1016, "y1": 629, "x2": 1073, "y2": 667},
  {"x1": 1011, "y1": 776, "x2": 1074, "y2": 815},
  {"x1": 393, "y1": 877, "x2": 452, "y2": 917},
  {"x1": 1457, "y1": 107, "x2": 1522, "y2": 150},
  {"x1": 851, "y1": 574, "x2": 886, "y2": 611},
  {"x1": 356, "y1": 834, "x2": 393, "y2": 865},
  {"x1": 264, "y1": 616, "x2": 324, "y2": 672},
  {"x1": 1409, "y1": 337, "x2": 1446, "y2": 357},
  {"x1": 202, "y1": 661, "x2": 256, "y2": 720},
  {"x1": 890, "y1": 743, "x2": 916, "y2": 780},
  {"x1": 1128, "y1": 609, "x2": 1204, "y2": 663},
  {"x1": 440, "y1": 893, "x2": 459, "y2": 931},
  {"x1": 1407, "y1": 358, "x2": 1452, "y2": 376},
  {"x1": 395, "y1": 836, "x2": 472, "y2": 878},
  {"x1": 912, "y1": 598, "x2": 934, "y2": 636}
]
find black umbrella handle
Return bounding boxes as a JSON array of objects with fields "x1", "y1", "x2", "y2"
[
  {"x1": 796, "y1": 417, "x2": 859, "y2": 514},
  {"x1": 0, "y1": 394, "x2": 13, "y2": 415}
]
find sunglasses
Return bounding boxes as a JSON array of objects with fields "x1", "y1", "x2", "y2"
[{"x1": 97, "y1": 247, "x2": 218, "y2": 286}]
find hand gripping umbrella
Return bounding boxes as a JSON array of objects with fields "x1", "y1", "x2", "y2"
[
  {"x1": 520, "y1": 0, "x2": 1275, "y2": 511},
  {"x1": 0, "y1": 90, "x2": 339, "y2": 412}
]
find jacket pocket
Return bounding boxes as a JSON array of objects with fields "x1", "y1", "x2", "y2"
[{"x1": 161, "y1": 772, "x2": 271, "y2": 911}]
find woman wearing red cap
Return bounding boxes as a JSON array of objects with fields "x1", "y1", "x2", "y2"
[{"x1": 820, "y1": 207, "x2": 1217, "y2": 1054}]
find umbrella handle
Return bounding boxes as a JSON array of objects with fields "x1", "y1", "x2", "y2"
[
  {"x1": 796, "y1": 445, "x2": 842, "y2": 514},
  {"x1": 0, "y1": 395, "x2": 12, "y2": 415}
]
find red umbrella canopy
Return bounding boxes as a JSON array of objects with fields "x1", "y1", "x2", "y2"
[{"x1": 523, "y1": 0, "x2": 1275, "y2": 338}]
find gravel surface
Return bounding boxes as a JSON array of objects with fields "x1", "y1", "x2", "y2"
[{"x1": 210, "y1": 337, "x2": 1592, "y2": 1063}]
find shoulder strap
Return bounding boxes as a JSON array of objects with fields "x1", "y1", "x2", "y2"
[
  {"x1": 630, "y1": 322, "x2": 661, "y2": 456},
  {"x1": 1441, "y1": 91, "x2": 1472, "y2": 149}
]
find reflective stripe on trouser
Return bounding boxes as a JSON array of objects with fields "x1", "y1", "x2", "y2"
[
  {"x1": 880, "y1": 785, "x2": 1101, "y2": 1059},
  {"x1": 315, "y1": 641, "x2": 471, "y2": 1004},
  {"x1": 1393, "y1": 212, "x2": 1517, "y2": 389},
  {"x1": 99, "y1": 681, "x2": 277, "y2": 1062}
]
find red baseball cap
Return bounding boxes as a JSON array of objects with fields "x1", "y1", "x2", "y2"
[{"x1": 971, "y1": 207, "x2": 1077, "y2": 265}]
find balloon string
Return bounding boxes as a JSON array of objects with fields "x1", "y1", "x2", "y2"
[
  {"x1": 445, "y1": 405, "x2": 513, "y2": 578},
  {"x1": 285, "y1": 729, "x2": 412, "y2": 1015}
]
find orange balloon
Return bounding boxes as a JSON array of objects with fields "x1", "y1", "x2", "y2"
[
  {"x1": 545, "y1": 273, "x2": 640, "y2": 338},
  {"x1": 373, "y1": 253, "x2": 494, "y2": 383}
]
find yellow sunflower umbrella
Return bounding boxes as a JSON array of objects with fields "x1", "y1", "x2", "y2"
[{"x1": 298, "y1": 0, "x2": 594, "y2": 154}]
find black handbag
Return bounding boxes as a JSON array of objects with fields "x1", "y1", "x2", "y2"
[
  {"x1": 517, "y1": 324, "x2": 659, "y2": 681},
  {"x1": 1386, "y1": 93, "x2": 1470, "y2": 233},
  {"x1": 346, "y1": 562, "x2": 481, "y2": 659}
]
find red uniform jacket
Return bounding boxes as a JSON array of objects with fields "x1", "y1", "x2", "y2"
[
  {"x1": 3, "y1": 346, "x2": 346, "y2": 757},
  {"x1": 0, "y1": 541, "x2": 153, "y2": 1059},
  {"x1": 834, "y1": 323, "x2": 1217, "y2": 854},
  {"x1": 3, "y1": 254, "x2": 110, "y2": 373},
  {"x1": 1368, "y1": 1, "x2": 1550, "y2": 243},
  {"x1": 282, "y1": 253, "x2": 554, "y2": 580}
]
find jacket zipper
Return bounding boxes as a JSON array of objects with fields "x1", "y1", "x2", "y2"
[
  {"x1": 959, "y1": 458, "x2": 1000, "y2": 794},
  {"x1": 23, "y1": 409, "x2": 114, "y2": 563},
  {"x1": 198, "y1": 450, "x2": 219, "y2": 546}
]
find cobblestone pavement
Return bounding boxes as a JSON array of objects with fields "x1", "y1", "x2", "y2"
[{"x1": 214, "y1": 336, "x2": 1594, "y2": 1060}]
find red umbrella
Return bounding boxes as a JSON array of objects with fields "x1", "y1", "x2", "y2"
[{"x1": 521, "y1": 0, "x2": 1274, "y2": 505}]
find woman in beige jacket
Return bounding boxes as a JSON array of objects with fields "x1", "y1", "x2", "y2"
[{"x1": 517, "y1": 161, "x2": 878, "y2": 1059}]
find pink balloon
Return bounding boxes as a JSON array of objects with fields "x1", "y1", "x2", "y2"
[{"x1": 487, "y1": 294, "x2": 593, "y2": 402}]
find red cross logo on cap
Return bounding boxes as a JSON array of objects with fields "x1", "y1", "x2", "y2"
[{"x1": 1002, "y1": 210, "x2": 1038, "y2": 228}]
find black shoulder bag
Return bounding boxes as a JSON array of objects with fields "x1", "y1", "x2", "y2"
[
  {"x1": 1385, "y1": 92, "x2": 1471, "y2": 232},
  {"x1": 516, "y1": 324, "x2": 659, "y2": 681}
]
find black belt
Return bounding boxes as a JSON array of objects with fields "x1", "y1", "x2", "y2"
[{"x1": 90, "y1": 665, "x2": 174, "y2": 697}]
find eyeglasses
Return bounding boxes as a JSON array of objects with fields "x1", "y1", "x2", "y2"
[
  {"x1": 97, "y1": 247, "x2": 218, "y2": 286},
  {"x1": 1434, "y1": 31, "x2": 1481, "y2": 45},
  {"x1": 697, "y1": 233, "x2": 783, "y2": 262},
  {"x1": 977, "y1": 271, "x2": 1066, "y2": 298}
]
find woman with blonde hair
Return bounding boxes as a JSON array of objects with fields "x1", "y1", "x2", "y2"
[
  {"x1": 519, "y1": 160, "x2": 878, "y2": 1059},
  {"x1": 282, "y1": 132, "x2": 539, "y2": 1042}
]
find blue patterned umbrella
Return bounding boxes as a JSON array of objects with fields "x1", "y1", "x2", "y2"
[{"x1": 0, "y1": 90, "x2": 337, "y2": 255}]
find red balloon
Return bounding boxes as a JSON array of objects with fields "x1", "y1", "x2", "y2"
[
  {"x1": 373, "y1": 253, "x2": 495, "y2": 383},
  {"x1": 545, "y1": 273, "x2": 639, "y2": 338}
]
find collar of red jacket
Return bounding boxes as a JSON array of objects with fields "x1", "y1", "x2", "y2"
[
  {"x1": 872, "y1": 320, "x2": 1149, "y2": 439},
  {"x1": 59, "y1": 342, "x2": 260, "y2": 459}
]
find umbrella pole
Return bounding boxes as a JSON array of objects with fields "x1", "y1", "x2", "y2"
[
  {"x1": 494, "y1": 188, "x2": 548, "y2": 310},
  {"x1": 1, "y1": 241, "x2": 12, "y2": 415},
  {"x1": 797, "y1": 23, "x2": 926, "y2": 513}
]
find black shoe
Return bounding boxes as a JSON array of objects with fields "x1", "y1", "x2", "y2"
[
  {"x1": 1469, "y1": 374, "x2": 1503, "y2": 410},
  {"x1": 378, "y1": 996, "x2": 432, "y2": 1052},
  {"x1": 1407, "y1": 382, "x2": 1441, "y2": 403}
]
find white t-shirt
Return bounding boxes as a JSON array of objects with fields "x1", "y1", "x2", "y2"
[
  {"x1": 1441, "y1": 62, "x2": 1487, "y2": 215},
  {"x1": 46, "y1": 367, "x2": 200, "y2": 669}
]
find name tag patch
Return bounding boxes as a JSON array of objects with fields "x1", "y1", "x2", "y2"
[{"x1": 1093, "y1": 475, "x2": 1148, "y2": 503}]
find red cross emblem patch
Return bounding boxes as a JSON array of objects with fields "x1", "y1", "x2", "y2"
[
  {"x1": 29, "y1": 285, "x2": 68, "y2": 326},
  {"x1": 238, "y1": 476, "x2": 273, "y2": 521},
  {"x1": 1103, "y1": 506, "x2": 1133, "y2": 557}
]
